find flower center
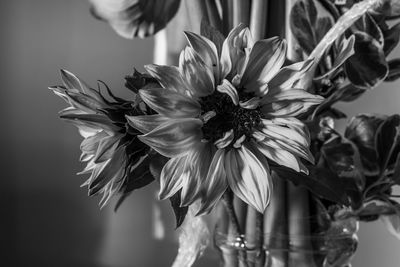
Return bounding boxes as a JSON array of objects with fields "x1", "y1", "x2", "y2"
[{"x1": 199, "y1": 90, "x2": 261, "y2": 144}]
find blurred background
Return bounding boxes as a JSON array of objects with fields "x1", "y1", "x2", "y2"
[{"x1": 2, "y1": 0, "x2": 400, "y2": 266}]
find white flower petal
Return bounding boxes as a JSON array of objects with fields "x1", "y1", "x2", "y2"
[
  {"x1": 145, "y1": 64, "x2": 188, "y2": 95},
  {"x1": 180, "y1": 143, "x2": 215, "y2": 206},
  {"x1": 159, "y1": 156, "x2": 188, "y2": 200},
  {"x1": 256, "y1": 141, "x2": 308, "y2": 174},
  {"x1": 197, "y1": 149, "x2": 228, "y2": 215},
  {"x1": 225, "y1": 144, "x2": 271, "y2": 213},
  {"x1": 126, "y1": 114, "x2": 169, "y2": 134},
  {"x1": 138, "y1": 118, "x2": 202, "y2": 158},
  {"x1": 214, "y1": 129, "x2": 235, "y2": 149},
  {"x1": 217, "y1": 79, "x2": 239, "y2": 105},
  {"x1": 260, "y1": 119, "x2": 310, "y2": 147},
  {"x1": 184, "y1": 31, "x2": 220, "y2": 80},
  {"x1": 179, "y1": 46, "x2": 214, "y2": 97},
  {"x1": 268, "y1": 59, "x2": 314, "y2": 94},
  {"x1": 260, "y1": 89, "x2": 323, "y2": 117},
  {"x1": 220, "y1": 24, "x2": 253, "y2": 79},
  {"x1": 60, "y1": 69, "x2": 90, "y2": 93},
  {"x1": 241, "y1": 37, "x2": 287, "y2": 96},
  {"x1": 139, "y1": 88, "x2": 201, "y2": 118}
]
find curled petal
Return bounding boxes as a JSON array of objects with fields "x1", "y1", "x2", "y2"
[
  {"x1": 197, "y1": 149, "x2": 228, "y2": 215},
  {"x1": 217, "y1": 79, "x2": 239, "y2": 105},
  {"x1": 220, "y1": 24, "x2": 254, "y2": 79},
  {"x1": 214, "y1": 129, "x2": 235, "y2": 149},
  {"x1": 60, "y1": 69, "x2": 90, "y2": 93},
  {"x1": 225, "y1": 144, "x2": 271, "y2": 213},
  {"x1": 159, "y1": 156, "x2": 188, "y2": 200},
  {"x1": 241, "y1": 37, "x2": 287, "y2": 96},
  {"x1": 89, "y1": 0, "x2": 181, "y2": 38},
  {"x1": 179, "y1": 46, "x2": 215, "y2": 97},
  {"x1": 138, "y1": 118, "x2": 202, "y2": 158},
  {"x1": 139, "y1": 88, "x2": 201, "y2": 118},
  {"x1": 184, "y1": 31, "x2": 220, "y2": 80},
  {"x1": 239, "y1": 97, "x2": 261, "y2": 109},
  {"x1": 145, "y1": 65, "x2": 188, "y2": 95},
  {"x1": 126, "y1": 114, "x2": 169, "y2": 134}
]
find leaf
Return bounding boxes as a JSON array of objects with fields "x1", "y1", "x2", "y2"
[
  {"x1": 320, "y1": 136, "x2": 365, "y2": 208},
  {"x1": 170, "y1": 190, "x2": 188, "y2": 228},
  {"x1": 352, "y1": 13, "x2": 384, "y2": 46},
  {"x1": 385, "y1": 58, "x2": 400, "y2": 82},
  {"x1": 344, "y1": 32, "x2": 389, "y2": 89},
  {"x1": 383, "y1": 22, "x2": 400, "y2": 56},
  {"x1": 314, "y1": 35, "x2": 355, "y2": 81},
  {"x1": 381, "y1": 202, "x2": 400, "y2": 240},
  {"x1": 373, "y1": 0, "x2": 400, "y2": 18},
  {"x1": 290, "y1": 0, "x2": 318, "y2": 54},
  {"x1": 125, "y1": 69, "x2": 159, "y2": 93},
  {"x1": 392, "y1": 153, "x2": 400, "y2": 185},
  {"x1": 89, "y1": 0, "x2": 181, "y2": 38},
  {"x1": 345, "y1": 114, "x2": 386, "y2": 176},
  {"x1": 375, "y1": 115, "x2": 400, "y2": 171},
  {"x1": 272, "y1": 164, "x2": 350, "y2": 206},
  {"x1": 357, "y1": 199, "x2": 397, "y2": 221}
]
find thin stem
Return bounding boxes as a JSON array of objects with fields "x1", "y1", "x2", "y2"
[
  {"x1": 222, "y1": 190, "x2": 248, "y2": 263},
  {"x1": 221, "y1": 0, "x2": 234, "y2": 35},
  {"x1": 250, "y1": 0, "x2": 268, "y2": 40},
  {"x1": 206, "y1": 0, "x2": 222, "y2": 30},
  {"x1": 233, "y1": 0, "x2": 251, "y2": 27},
  {"x1": 254, "y1": 212, "x2": 265, "y2": 267}
]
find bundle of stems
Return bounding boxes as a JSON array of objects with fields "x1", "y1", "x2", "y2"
[{"x1": 154, "y1": 0, "x2": 381, "y2": 266}]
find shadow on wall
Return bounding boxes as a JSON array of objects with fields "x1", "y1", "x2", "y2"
[{"x1": 2, "y1": 1, "x2": 400, "y2": 267}]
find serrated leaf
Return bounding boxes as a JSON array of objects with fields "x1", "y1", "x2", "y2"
[
  {"x1": 385, "y1": 58, "x2": 400, "y2": 81},
  {"x1": 170, "y1": 191, "x2": 188, "y2": 228},
  {"x1": 375, "y1": 115, "x2": 400, "y2": 171},
  {"x1": 345, "y1": 114, "x2": 386, "y2": 176},
  {"x1": 344, "y1": 32, "x2": 388, "y2": 89}
]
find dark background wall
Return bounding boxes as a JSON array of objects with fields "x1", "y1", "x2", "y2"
[{"x1": 1, "y1": 1, "x2": 400, "y2": 266}]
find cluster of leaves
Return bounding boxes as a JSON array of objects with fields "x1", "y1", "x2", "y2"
[
  {"x1": 284, "y1": 0, "x2": 400, "y2": 238},
  {"x1": 291, "y1": 0, "x2": 400, "y2": 120}
]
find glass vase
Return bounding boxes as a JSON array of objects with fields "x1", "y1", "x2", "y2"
[{"x1": 214, "y1": 216, "x2": 359, "y2": 267}]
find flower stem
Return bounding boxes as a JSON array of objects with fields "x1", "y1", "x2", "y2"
[
  {"x1": 233, "y1": 0, "x2": 251, "y2": 27},
  {"x1": 222, "y1": 190, "x2": 248, "y2": 264},
  {"x1": 221, "y1": 0, "x2": 234, "y2": 35},
  {"x1": 250, "y1": 0, "x2": 268, "y2": 40},
  {"x1": 206, "y1": 0, "x2": 222, "y2": 30}
]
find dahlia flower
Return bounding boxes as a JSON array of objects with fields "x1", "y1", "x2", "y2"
[
  {"x1": 50, "y1": 69, "x2": 157, "y2": 208},
  {"x1": 127, "y1": 24, "x2": 323, "y2": 214}
]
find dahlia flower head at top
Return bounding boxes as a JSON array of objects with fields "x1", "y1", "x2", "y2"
[{"x1": 127, "y1": 24, "x2": 324, "y2": 215}]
